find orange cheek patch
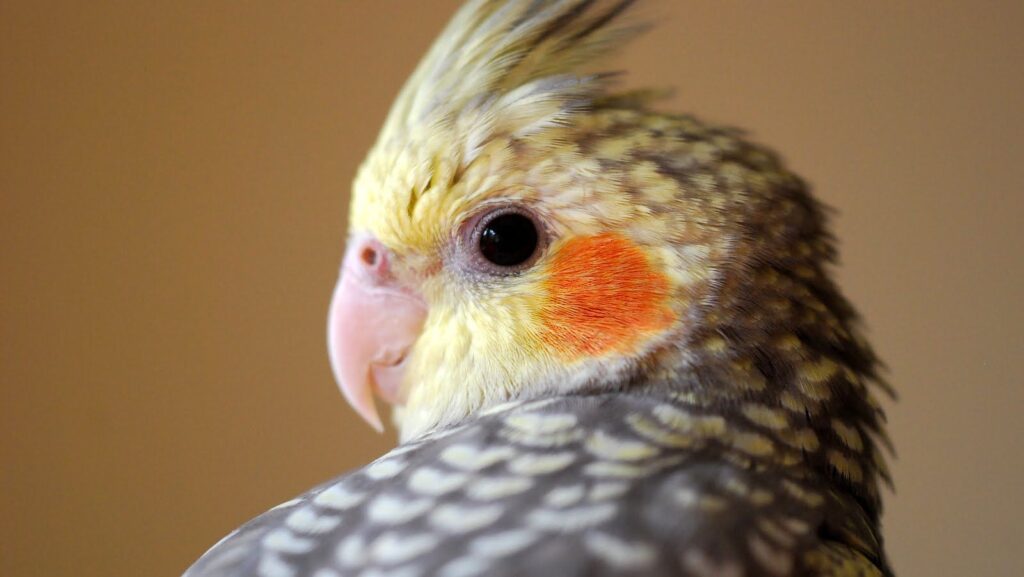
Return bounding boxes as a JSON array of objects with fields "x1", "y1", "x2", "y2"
[{"x1": 539, "y1": 233, "x2": 675, "y2": 359}]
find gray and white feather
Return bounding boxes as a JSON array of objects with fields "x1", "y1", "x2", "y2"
[{"x1": 185, "y1": 394, "x2": 886, "y2": 577}]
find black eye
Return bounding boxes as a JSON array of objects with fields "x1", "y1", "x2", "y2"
[{"x1": 477, "y1": 210, "x2": 540, "y2": 268}]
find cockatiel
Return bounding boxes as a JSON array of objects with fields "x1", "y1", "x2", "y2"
[{"x1": 186, "y1": 1, "x2": 894, "y2": 576}]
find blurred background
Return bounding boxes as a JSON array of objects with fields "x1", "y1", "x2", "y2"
[{"x1": 2, "y1": 1, "x2": 1022, "y2": 575}]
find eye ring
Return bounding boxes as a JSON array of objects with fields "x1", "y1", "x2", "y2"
[{"x1": 462, "y1": 204, "x2": 546, "y2": 275}]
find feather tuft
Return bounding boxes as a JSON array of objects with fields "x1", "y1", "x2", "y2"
[{"x1": 376, "y1": 0, "x2": 646, "y2": 161}]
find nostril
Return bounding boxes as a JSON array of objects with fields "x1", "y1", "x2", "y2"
[
  {"x1": 347, "y1": 236, "x2": 394, "y2": 283},
  {"x1": 360, "y1": 246, "x2": 379, "y2": 268}
]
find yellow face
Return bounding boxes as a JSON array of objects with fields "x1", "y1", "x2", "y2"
[{"x1": 347, "y1": 117, "x2": 700, "y2": 439}]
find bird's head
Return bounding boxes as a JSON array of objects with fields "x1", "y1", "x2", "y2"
[{"x1": 328, "y1": 0, "x2": 886, "y2": 447}]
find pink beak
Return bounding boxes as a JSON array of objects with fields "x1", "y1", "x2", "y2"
[{"x1": 327, "y1": 235, "x2": 427, "y2": 431}]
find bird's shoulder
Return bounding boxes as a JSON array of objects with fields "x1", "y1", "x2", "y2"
[{"x1": 185, "y1": 393, "x2": 888, "y2": 577}]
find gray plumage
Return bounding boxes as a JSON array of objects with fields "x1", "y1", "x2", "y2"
[{"x1": 185, "y1": 393, "x2": 888, "y2": 577}]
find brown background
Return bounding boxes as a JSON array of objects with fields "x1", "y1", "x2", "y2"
[{"x1": 2, "y1": 2, "x2": 1022, "y2": 576}]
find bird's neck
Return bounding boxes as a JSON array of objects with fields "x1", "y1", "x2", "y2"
[{"x1": 644, "y1": 257, "x2": 891, "y2": 518}]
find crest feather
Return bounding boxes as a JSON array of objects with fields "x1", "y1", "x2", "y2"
[{"x1": 377, "y1": 0, "x2": 645, "y2": 159}]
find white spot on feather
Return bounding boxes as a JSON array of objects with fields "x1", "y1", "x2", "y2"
[
  {"x1": 429, "y1": 503, "x2": 504, "y2": 533},
  {"x1": 285, "y1": 506, "x2": 341, "y2": 535},
  {"x1": 507, "y1": 451, "x2": 576, "y2": 475},
  {"x1": 585, "y1": 430, "x2": 659, "y2": 461},
  {"x1": 469, "y1": 529, "x2": 540, "y2": 558},
  {"x1": 313, "y1": 483, "x2": 366, "y2": 510},
  {"x1": 364, "y1": 458, "x2": 407, "y2": 480},
  {"x1": 262, "y1": 528, "x2": 315, "y2": 555},
  {"x1": 367, "y1": 494, "x2": 434, "y2": 524},
  {"x1": 544, "y1": 484, "x2": 584, "y2": 507},
  {"x1": 466, "y1": 476, "x2": 533, "y2": 500},
  {"x1": 583, "y1": 461, "x2": 648, "y2": 478},
  {"x1": 440, "y1": 444, "x2": 516, "y2": 471},
  {"x1": 583, "y1": 532, "x2": 657, "y2": 569},
  {"x1": 407, "y1": 466, "x2": 469, "y2": 496},
  {"x1": 370, "y1": 531, "x2": 440, "y2": 565},
  {"x1": 499, "y1": 427, "x2": 584, "y2": 448}
]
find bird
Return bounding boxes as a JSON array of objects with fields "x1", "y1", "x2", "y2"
[{"x1": 185, "y1": 1, "x2": 894, "y2": 576}]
